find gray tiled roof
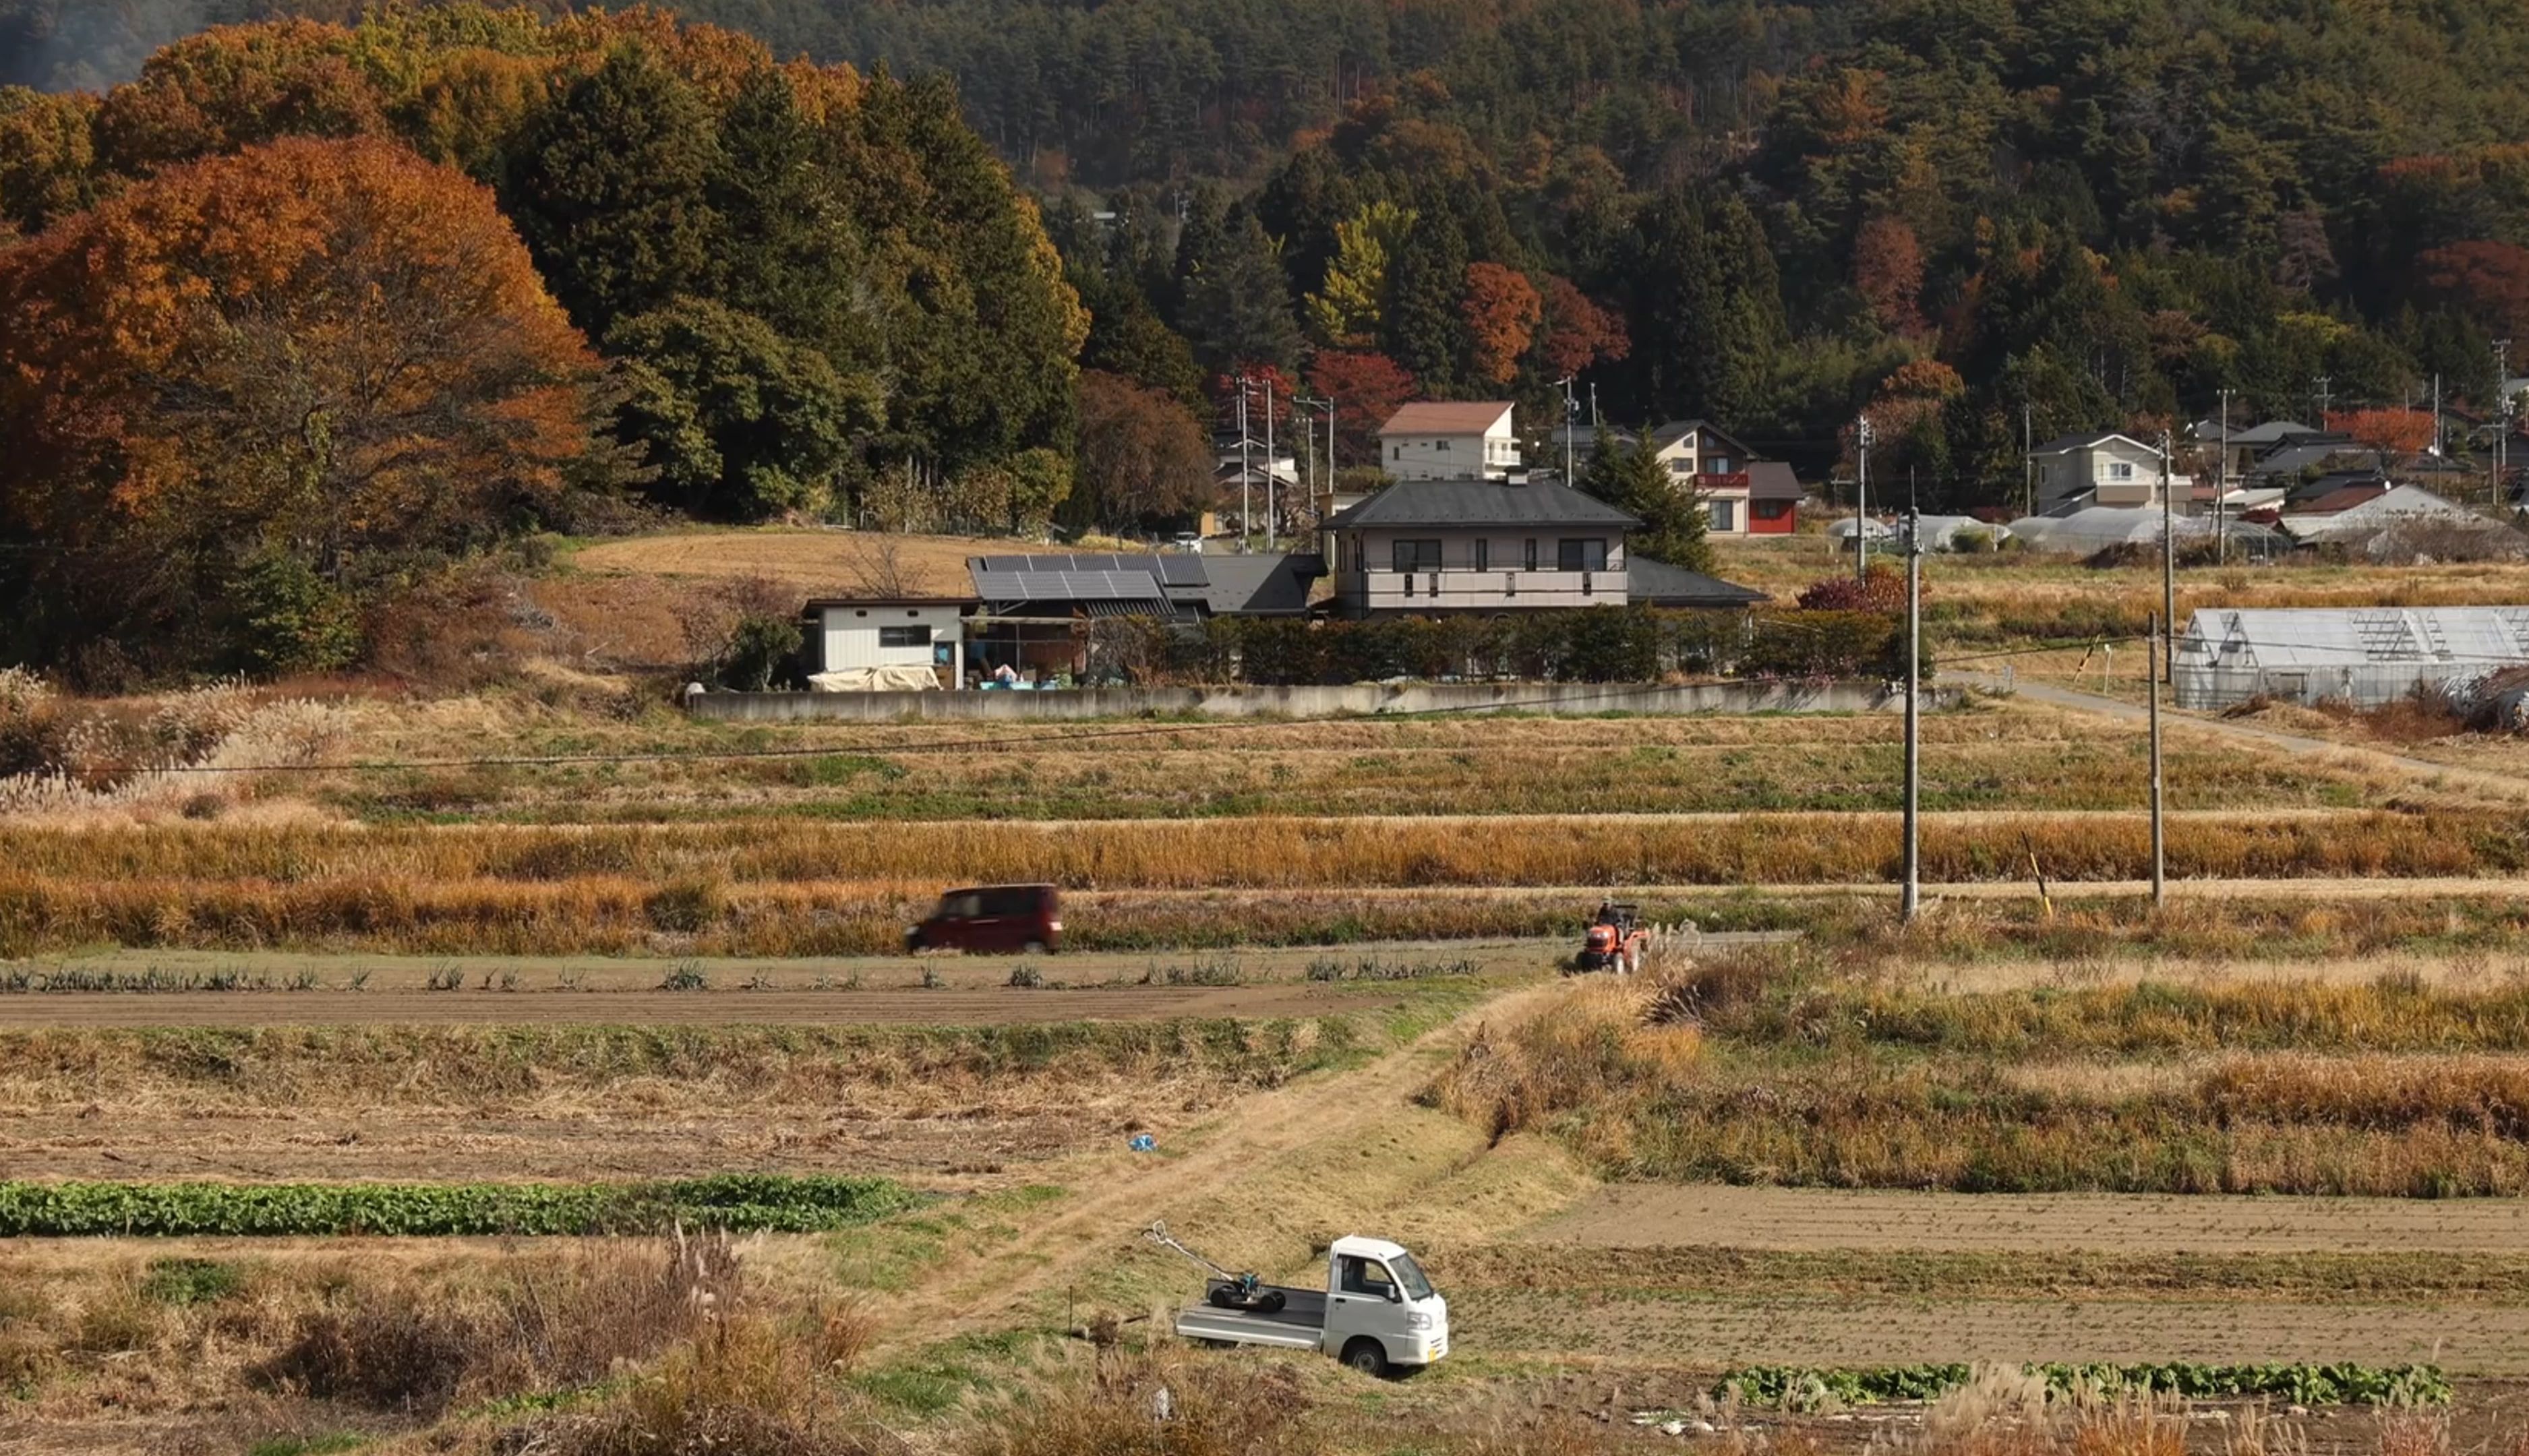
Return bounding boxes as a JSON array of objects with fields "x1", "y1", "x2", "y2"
[
  {"x1": 1189, "y1": 553, "x2": 1323, "y2": 615},
  {"x1": 1627, "y1": 557, "x2": 1767, "y2": 607},
  {"x1": 1325, "y1": 477, "x2": 1640, "y2": 530}
]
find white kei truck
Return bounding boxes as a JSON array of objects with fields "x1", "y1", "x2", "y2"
[{"x1": 1146, "y1": 1224, "x2": 1450, "y2": 1377}]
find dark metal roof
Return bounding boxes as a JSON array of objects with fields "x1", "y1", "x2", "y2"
[
  {"x1": 1324, "y1": 477, "x2": 1639, "y2": 530},
  {"x1": 1744, "y1": 460, "x2": 1803, "y2": 502},
  {"x1": 1626, "y1": 557, "x2": 1768, "y2": 608},
  {"x1": 1190, "y1": 553, "x2": 1324, "y2": 615}
]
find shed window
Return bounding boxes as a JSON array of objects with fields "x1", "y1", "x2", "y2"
[
  {"x1": 1557, "y1": 539, "x2": 1609, "y2": 572},
  {"x1": 879, "y1": 626, "x2": 933, "y2": 648},
  {"x1": 1524, "y1": 539, "x2": 1538, "y2": 571},
  {"x1": 1475, "y1": 539, "x2": 1490, "y2": 570}
]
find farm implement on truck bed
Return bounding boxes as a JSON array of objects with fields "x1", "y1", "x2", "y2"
[{"x1": 1144, "y1": 1221, "x2": 1450, "y2": 1377}]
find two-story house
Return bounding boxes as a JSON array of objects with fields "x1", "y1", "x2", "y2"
[
  {"x1": 1644, "y1": 421, "x2": 1802, "y2": 535},
  {"x1": 2030, "y1": 432, "x2": 2193, "y2": 512},
  {"x1": 1379, "y1": 402, "x2": 1520, "y2": 481},
  {"x1": 1325, "y1": 477, "x2": 1634, "y2": 615}
]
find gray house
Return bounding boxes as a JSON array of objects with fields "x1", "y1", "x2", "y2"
[{"x1": 1321, "y1": 476, "x2": 1762, "y2": 616}]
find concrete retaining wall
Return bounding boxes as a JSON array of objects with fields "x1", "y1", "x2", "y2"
[{"x1": 686, "y1": 679, "x2": 1946, "y2": 722}]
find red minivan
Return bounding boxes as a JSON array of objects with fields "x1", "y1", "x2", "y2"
[{"x1": 905, "y1": 884, "x2": 1062, "y2": 954}]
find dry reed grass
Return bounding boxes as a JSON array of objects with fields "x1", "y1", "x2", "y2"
[
  {"x1": 0, "y1": 810, "x2": 2513, "y2": 956},
  {"x1": 255, "y1": 1232, "x2": 740, "y2": 1415},
  {"x1": 964, "y1": 1347, "x2": 1326, "y2": 1456},
  {"x1": 1428, "y1": 952, "x2": 2529, "y2": 1194}
]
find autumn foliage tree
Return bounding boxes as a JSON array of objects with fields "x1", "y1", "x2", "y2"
[
  {"x1": 2327, "y1": 408, "x2": 2437, "y2": 454},
  {"x1": 0, "y1": 135, "x2": 615, "y2": 676},
  {"x1": 1307, "y1": 350, "x2": 1417, "y2": 466},
  {"x1": 1069, "y1": 369, "x2": 1215, "y2": 528},
  {"x1": 1535, "y1": 276, "x2": 1628, "y2": 378},
  {"x1": 1461, "y1": 261, "x2": 1541, "y2": 385},
  {"x1": 1851, "y1": 214, "x2": 1926, "y2": 334},
  {"x1": 2418, "y1": 241, "x2": 2529, "y2": 341}
]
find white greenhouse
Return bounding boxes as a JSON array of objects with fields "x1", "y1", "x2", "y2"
[{"x1": 2174, "y1": 606, "x2": 2529, "y2": 709}]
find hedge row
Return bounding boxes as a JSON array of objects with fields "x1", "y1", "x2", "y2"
[
  {"x1": 0, "y1": 1174, "x2": 916, "y2": 1236},
  {"x1": 1091, "y1": 607, "x2": 1910, "y2": 686},
  {"x1": 1719, "y1": 1361, "x2": 2452, "y2": 1409}
]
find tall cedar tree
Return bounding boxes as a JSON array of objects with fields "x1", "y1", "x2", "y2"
[
  {"x1": 1582, "y1": 430, "x2": 1713, "y2": 574},
  {"x1": 503, "y1": 42, "x2": 723, "y2": 340},
  {"x1": 1384, "y1": 210, "x2": 1468, "y2": 394},
  {"x1": 845, "y1": 73, "x2": 1086, "y2": 471},
  {"x1": 0, "y1": 135, "x2": 612, "y2": 675},
  {"x1": 1177, "y1": 200, "x2": 1301, "y2": 372}
]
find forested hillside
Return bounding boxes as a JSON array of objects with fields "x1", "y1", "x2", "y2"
[{"x1": 11, "y1": 0, "x2": 2529, "y2": 679}]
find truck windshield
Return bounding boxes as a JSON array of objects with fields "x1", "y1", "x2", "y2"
[{"x1": 1390, "y1": 1252, "x2": 1434, "y2": 1300}]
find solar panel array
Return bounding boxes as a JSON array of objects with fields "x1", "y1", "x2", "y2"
[{"x1": 970, "y1": 552, "x2": 1209, "y2": 603}]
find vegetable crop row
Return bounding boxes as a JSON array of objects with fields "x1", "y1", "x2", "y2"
[
  {"x1": 0, "y1": 1174, "x2": 916, "y2": 1237},
  {"x1": 1718, "y1": 1362, "x2": 2452, "y2": 1409}
]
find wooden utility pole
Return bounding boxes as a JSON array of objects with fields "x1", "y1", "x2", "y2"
[
  {"x1": 2147, "y1": 611, "x2": 2166, "y2": 907},
  {"x1": 1901, "y1": 508, "x2": 1923, "y2": 923},
  {"x1": 1263, "y1": 377, "x2": 1277, "y2": 551},
  {"x1": 1236, "y1": 375, "x2": 1252, "y2": 553},
  {"x1": 2159, "y1": 430, "x2": 2176, "y2": 686}
]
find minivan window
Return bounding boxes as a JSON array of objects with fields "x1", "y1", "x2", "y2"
[
  {"x1": 939, "y1": 892, "x2": 983, "y2": 919},
  {"x1": 979, "y1": 887, "x2": 1041, "y2": 917}
]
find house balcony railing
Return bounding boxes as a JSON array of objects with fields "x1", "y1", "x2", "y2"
[{"x1": 1347, "y1": 567, "x2": 1626, "y2": 609}]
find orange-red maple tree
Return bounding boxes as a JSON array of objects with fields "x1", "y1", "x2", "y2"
[
  {"x1": 1461, "y1": 262, "x2": 1541, "y2": 385},
  {"x1": 0, "y1": 135, "x2": 607, "y2": 611}
]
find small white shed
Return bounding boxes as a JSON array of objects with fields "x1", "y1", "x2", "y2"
[{"x1": 804, "y1": 597, "x2": 973, "y2": 689}]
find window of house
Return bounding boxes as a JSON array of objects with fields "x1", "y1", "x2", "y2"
[
  {"x1": 879, "y1": 626, "x2": 932, "y2": 648},
  {"x1": 1708, "y1": 500, "x2": 1737, "y2": 531},
  {"x1": 1392, "y1": 446, "x2": 1401, "y2": 460},
  {"x1": 1392, "y1": 539, "x2": 1443, "y2": 573},
  {"x1": 1668, "y1": 458, "x2": 1694, "y2": 475},
  {"x1": 1475, "y1": 539, "x2": 1490, "y2": 570},
  {"x1": 1708, "y1": 456, "x2": 1734, "y2": 474},
  {"x1": 2107, "y1": 462, "x2": 2135, "y2": 481},
  {"x1": 1435, "y1": 439, "x2": 1451, "y2": 452},
  {"x1": 1557, "y1": 539, "x2": 1609, "y2": 572}
]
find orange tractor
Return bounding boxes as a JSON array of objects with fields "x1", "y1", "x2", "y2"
[{"x1": 1570, "y1": 901, "x2": 1650, "y2": 975}]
